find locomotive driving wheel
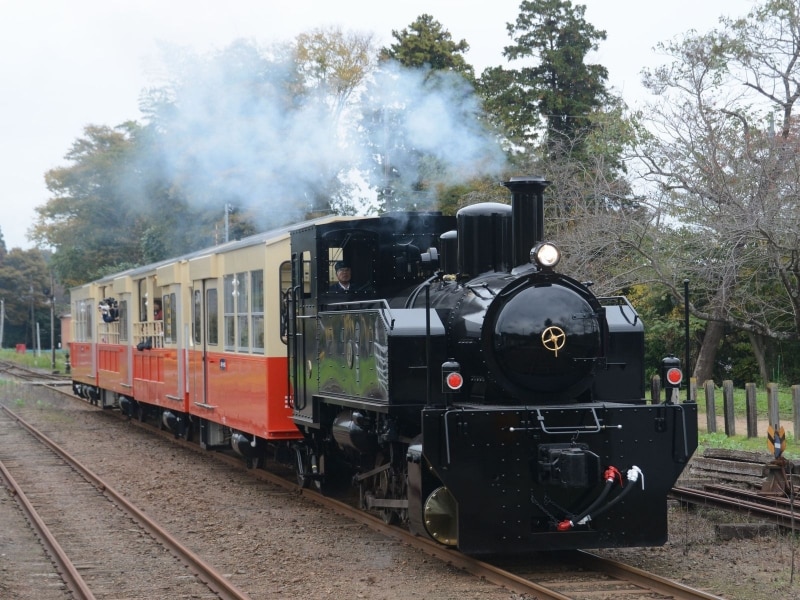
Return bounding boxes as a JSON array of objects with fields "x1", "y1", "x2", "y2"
[{"x1": 366, "y1": 453, "x2": 407, "y2": 525}]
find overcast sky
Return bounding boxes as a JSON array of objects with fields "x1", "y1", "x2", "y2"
[{"x1": 0, "y1": 0, "x2": 756, "y2": 251}]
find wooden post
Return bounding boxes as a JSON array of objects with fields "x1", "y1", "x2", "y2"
[
  {"x1": 767, "y1": 382, "x2": 780, "y2": 429},
  {"x1": 745, "y1": 383, "x2": 758, "y2": 438},
  {"x1": 650, "y1": 375, "x2": 661, "y2": 404},
  {"x1": 704, "y1": 380, "x2": 716, "y2": 433},
  {"x1": 688, "y1": 377, "x2": 697, "y2": 403},
  {"x1": 793, "y1": 385, "x2": 800, "y2": 444},
  {"x1": 723, "y1": 380, "x2": 735, "y2": 436}
]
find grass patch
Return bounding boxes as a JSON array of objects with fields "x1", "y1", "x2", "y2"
[
  {"x1": 0, "y1": 347, "x2": 68, "y2": 373},
  {"x1": 703, "y1": 385, "x2": 797, "y2": 418},
  {"x1": 698, "y1": 430, "x2": 799, "y2": 460}
]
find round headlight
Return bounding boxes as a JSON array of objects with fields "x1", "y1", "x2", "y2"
[{"x1": 531, "y1": 242, "x2": 561, "y2": 269}]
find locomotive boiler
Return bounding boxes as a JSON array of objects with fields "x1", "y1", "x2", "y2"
[{"x1": 286, "y1": 177, "x2": 698, "y2": 555}]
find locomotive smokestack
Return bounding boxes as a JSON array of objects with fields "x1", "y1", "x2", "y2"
[{"x1": 503, "y1": 176, "x2": 550, "y2": 267}]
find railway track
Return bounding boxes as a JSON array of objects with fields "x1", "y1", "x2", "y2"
[
  {"x1": 22, "y1": 383, "x2": 722, "y2": 600},
  {"x1": 0, "y1": 359, "x2": 70, "y2": 384},
  {"x1": 110, "y1": 418, "x2": 724, "y2": 599},
  {"x1": 672, "y1": 484, "x2": 800, "y2": 529},
  {"x1": 0, "y1": 404, "x2": 252, "y2": 600}
]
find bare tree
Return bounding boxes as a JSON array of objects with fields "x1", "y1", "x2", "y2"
[{"x1": 632, "y1": 0, "x2": 800, "y2": 383}]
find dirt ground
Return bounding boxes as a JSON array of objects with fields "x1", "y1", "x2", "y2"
[{"x1": 1, "y1": 381, "x2": 799, "y2": 599}]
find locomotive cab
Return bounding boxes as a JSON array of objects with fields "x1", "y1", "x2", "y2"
[{"x1": 320, "y1": 229, "x2": 380, "y2": 298}]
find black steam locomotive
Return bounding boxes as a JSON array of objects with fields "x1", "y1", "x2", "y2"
[{"x1": 286, "y1": 177, "x2": 697, "y2": 555}]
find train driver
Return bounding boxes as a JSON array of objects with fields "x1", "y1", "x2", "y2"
[{"x1": 329, "y1": 261, "x2": 352, "y2": 292}]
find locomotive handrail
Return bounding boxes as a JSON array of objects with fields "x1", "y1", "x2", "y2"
[
  {"x1": 672, "y1": 403, "x2": 692, "y2": 462},
  {"x1": 534, "y1": 407, "x2": 604, "y2": 434},
  {"x1": 597, "y1": 295, "x2": 640, "y2": 326},
  {"x1": 323, "y1": 298, "x2": 396, "y2": 330},
  {"x1": 287, "y1": 283, "x2": 301, "y2": 411}
]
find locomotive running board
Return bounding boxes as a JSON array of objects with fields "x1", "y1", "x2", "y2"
[{"x1": 365, "y1": 496, "x2": 408, "y2": 509}]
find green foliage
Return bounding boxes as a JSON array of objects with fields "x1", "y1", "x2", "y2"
[
  {"x1": 380, "y1": 14, "x2": 474, "y2": 80},
  {"x1": 0, "y1": 247, "x2": 59, "y2": 348},
  {"x1": 34, "y1": 124, "x2": 150, "y2": 286},
  {"x1": 625, "y1": 284, "x2": 704, "y2": 380},
  {"x1": 636, "y1": 0, "x2": 800, "y2": 387}
]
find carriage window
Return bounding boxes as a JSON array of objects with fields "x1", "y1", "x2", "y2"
[
  {"x1": 224, "y1": 275, "x2": 235, "y2": 350},
  {"x1": 224, "y1": 272, "x2": 249, "y2": 351},
  {"x1": 75, "y1": 299, "x2": 94, "y2": 342},
  {"x1": 325, "y1": 240, "x2": 376, "y2": 294},
  {"x1": 119, "y1": 300, "x2": 128, "y2": 342},
  {"x1": 163, "y1": 293, "x2": 177, "y2": 343},
  {"x1": 193, "y1": 289, "x2": 201, "y2": 344},
  {"x1": 207, "y1": 288, "x2": 218, "y2": 345},
  {"x1": 138, "y1": 279, "x2": 147, "y2": 322},
  {"x1": 251, "y1": 269, "x2": 264, "y2": 353},
  {"x1": 237, "y1": 273, "x2": 249, "y2": 351}
]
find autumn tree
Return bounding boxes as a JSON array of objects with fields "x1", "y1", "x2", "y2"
[
  {"x1": 293, "y1": 28, "x2": 378, "y2": 214},
  {"x1": 631, "y1": 0, "x2": 800, "y2": 384}
]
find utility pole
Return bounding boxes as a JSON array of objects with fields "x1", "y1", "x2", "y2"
[
  {"x1": 29, "y1": 284, "x2": 34, "y2": 352},
  {"x1": 50, "y1": 272, "x2": 56, "y2": 371},
  {"x1": 224, "y1": 203, "x2": 232, "y2": 243}
]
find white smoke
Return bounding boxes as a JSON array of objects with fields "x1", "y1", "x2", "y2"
[{"x1": 142, "y1": 39, "x2": 506, "y2": 229}]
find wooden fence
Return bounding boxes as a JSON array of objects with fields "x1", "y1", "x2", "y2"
[{"x1": 651, "y1": 376, "x2": 800, "y2": 440}]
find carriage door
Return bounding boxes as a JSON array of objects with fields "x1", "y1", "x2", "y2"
[
  {"x1": 189, "y1": 279, "x2": 219, "y2": 407},
  {"x1": 288, "y1": 251, "x2": 314, "y2": 421}
]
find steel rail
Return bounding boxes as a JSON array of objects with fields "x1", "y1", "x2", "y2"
[
  {"x1": 0, "y1": 458, "x2": 97, "y2": 600},
  {"x1": 673, "y1": 485, "x2": 800, "y2": 524},
  {"x1": 0, "y1": 404, "x2": 253, "y2": 600},
  {"x1": 572, "y1": 550, "x2": 726, "y2": 600}
]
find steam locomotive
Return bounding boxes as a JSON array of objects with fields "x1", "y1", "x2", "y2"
[
  {"x1": 287, "y1": 176, "x2": 697, "y2": 554},
  {"x1": 69, "y1": 176, "x2": 697, "y2": 556}
]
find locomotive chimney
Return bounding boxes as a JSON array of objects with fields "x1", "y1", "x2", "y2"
[{"x1": 503, "y1": 176, "x2": 550, "y2": 267}]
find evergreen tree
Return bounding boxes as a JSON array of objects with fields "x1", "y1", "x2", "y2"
[
  {"x1": 380, "y1": 14, "x2": 474, "y2": 80},
  {"x1": 0, "y1": 248, "x2": 51, "y2": 347},
  {"x1": 480, "y1": 0, "x2": 610, "y2": 158}
]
